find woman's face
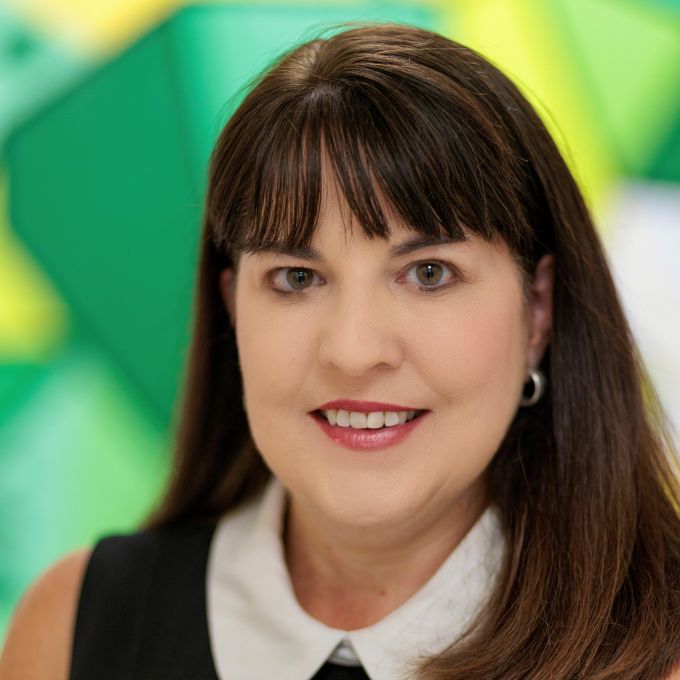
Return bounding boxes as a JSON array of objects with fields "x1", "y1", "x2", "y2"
[{"x1": 220, "y1": 172, "x2": 552, "y2": 537}]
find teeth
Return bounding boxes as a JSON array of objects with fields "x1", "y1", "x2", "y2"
[
  {"x1": 366, "y1": 412, "x2": 384, "y2": 429},
  {"x1": 322, "y1": 409, "x2": 420, "y2": 429}
]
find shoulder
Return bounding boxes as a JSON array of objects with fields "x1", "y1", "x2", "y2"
[
  {"x1": 0, "y1": 529, "x2": 175, "y2": 680},
  {"x1": 1, "y1": 522, "x2": 223, "y2": 680},
  {"x1": 0, "y1": 548, "x2": 92, "y2": 680}
]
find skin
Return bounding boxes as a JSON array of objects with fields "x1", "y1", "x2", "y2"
[
  {"x1": 0, "y1": 548, "x2": 90, "y2": 680},
  {"x1": 218, "y1": 157, "x2": 555, "y2": 630}
]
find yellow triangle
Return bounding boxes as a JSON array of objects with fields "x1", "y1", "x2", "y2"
[{"x1": 441, "y1": 0, "x2": 618, "y2": 230}]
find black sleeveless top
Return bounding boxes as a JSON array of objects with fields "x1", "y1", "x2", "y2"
[{"x1": 69, "y1": 523, "x2": 370, "y2": 680}]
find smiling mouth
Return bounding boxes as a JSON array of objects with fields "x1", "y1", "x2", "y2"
[{"x1": 313, "y1": 408, "x2": 427, "y2": 429}]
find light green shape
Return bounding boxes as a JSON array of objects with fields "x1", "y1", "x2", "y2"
[
  {"x1": 0, "y1": 347, "x2": 169, "y2": 642},
  {"x1": 555, "y1": 0, "x2": 680, "y2": 174},
  {"x1": 0, "y1": 5, "x2": 91, "y2": 143},
  {"x1": 648, "y1": 0, "x2": 680, "y2": 14}
]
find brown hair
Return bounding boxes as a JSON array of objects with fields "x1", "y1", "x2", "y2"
[{"x1": 143, "y1": 22, "x2": 680, "y2": 679}]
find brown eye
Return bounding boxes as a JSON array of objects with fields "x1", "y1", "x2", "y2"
[
  {"x1": 286, "y1": 269, "x2": 313, "y2": 289},
  {"x1": 415, "y1": 262, "x2": 444, "y2": 286},
  {"x1": 269, "y1": 267, "x2": 321, "y2": 294},
  {"x1": 402, "y1": 260, "x2": 459, "y2": 293}
]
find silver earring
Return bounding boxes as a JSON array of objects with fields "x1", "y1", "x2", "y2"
[{"x1": 520, "y1": 368, "x2": 546, "y2": 407}]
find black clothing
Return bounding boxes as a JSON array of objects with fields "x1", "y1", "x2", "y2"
[{"x1": 69, "y1": 523, "x2": 369, "y2": 680}]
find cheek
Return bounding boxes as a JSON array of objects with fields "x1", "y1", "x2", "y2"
[
  {"x1": 453, "y1": 296, "x2": 526, "y2": 384},
  {"x1": 234, "y1": 300, "x2": 316, "y2": 418},
  {"x1": 234, "y1": 300, "x2": 328, "y2": 489},
  {"x1": 418, "y1": 286, "x2": 528, "y2": 451}
]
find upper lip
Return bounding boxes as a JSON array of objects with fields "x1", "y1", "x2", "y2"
[{"x1": 315, "y1": 399, "x2": 425, "y2": 413}]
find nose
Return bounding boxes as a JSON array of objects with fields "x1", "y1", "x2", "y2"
[{"x1": 317, "y1": 285, "x2": 404, "y2": 377}]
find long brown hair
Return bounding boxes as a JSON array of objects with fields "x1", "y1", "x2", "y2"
[{"x1": 143, "y1": 22, "x2": 680, "y2": 679}]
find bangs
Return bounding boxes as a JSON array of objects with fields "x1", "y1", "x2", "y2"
[{"x1": 208, "y1": 49, "x2": 534, "y2": 266}]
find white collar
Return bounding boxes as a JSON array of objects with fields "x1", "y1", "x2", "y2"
[{"x1": 207, "y1": 476, "x2": 506, "y2": 680}]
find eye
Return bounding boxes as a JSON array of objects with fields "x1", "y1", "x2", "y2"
[
  {"x1": 401, "y1": 260, "x2": 459, "y2": 292},
  {"x1": 269, "y1": 267, "x2": 322, "y2": 294},
  {"x1": 267, "y1": 260, "x2": 460, "y2": 296}
]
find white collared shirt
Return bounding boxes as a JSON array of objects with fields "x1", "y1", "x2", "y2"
[{"x1": 207, "y1": 475, "x2": 507, "y2": 680}]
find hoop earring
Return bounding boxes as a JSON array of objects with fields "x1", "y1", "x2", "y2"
[{"x1": 520, "y1": 368, "x2": 546, "y2": 407}]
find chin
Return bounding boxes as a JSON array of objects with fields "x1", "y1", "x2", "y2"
[{"x1": 311, "y1": 477, "x2": 429, "y2": 530}]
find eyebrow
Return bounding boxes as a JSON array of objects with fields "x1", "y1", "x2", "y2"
[{"x1": 251, "y1": 234, "x2": 466, "y2": 261}]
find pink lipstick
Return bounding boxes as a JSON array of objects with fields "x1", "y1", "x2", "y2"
[{"x1": 309, "y1": 402, "x2": 429, "y2": 451}]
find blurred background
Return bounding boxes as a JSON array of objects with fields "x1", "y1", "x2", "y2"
[{"x1": 0, "y1": 0, "x2": 679, "y2": 643}]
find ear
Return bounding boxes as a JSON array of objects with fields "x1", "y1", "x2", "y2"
[
  {"x1": 219, "y1": 267, "x2": 237, "y2": 327},
  {"x1": 526, "y1": 254, "x2": 554, "y2": 370}
]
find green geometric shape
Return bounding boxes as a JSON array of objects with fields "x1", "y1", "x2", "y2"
[
  {"x1": 0, "y1": 5, "x2": 90, "y2": 143},
  {"x1": 648, "y1": 104, "x2": 680, "y2": 181},
  {"x1": 6, "y1": 4, "x2": 438, "y2": 427},
  {"x1": 0, "y1": 361, "x2": 48, "y2": 430},
  {"x1": 6, "y1": 24, "x2": 200, "y2": 427},
  {"x1": 647, "y1": 0, "x2": 680, "y2": 14},
  {"x1": 0, "y1": 347, "x2": 168, "y2": 642},
  {"x1": 555, "y1": 0, "x2": 680, "y2": 176}
]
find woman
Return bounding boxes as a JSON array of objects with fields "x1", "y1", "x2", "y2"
[{"x1": 2, "y1": 21, "x2": 680, "y2": 680}]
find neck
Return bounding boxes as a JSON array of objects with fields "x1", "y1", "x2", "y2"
[{"x1": 283, "y1": 479, "x2": 488, "y2": 630}]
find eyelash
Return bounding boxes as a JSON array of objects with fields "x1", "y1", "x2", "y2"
[{"x1": 267, "y1": 259, "x2": 461, "y2": 296}]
